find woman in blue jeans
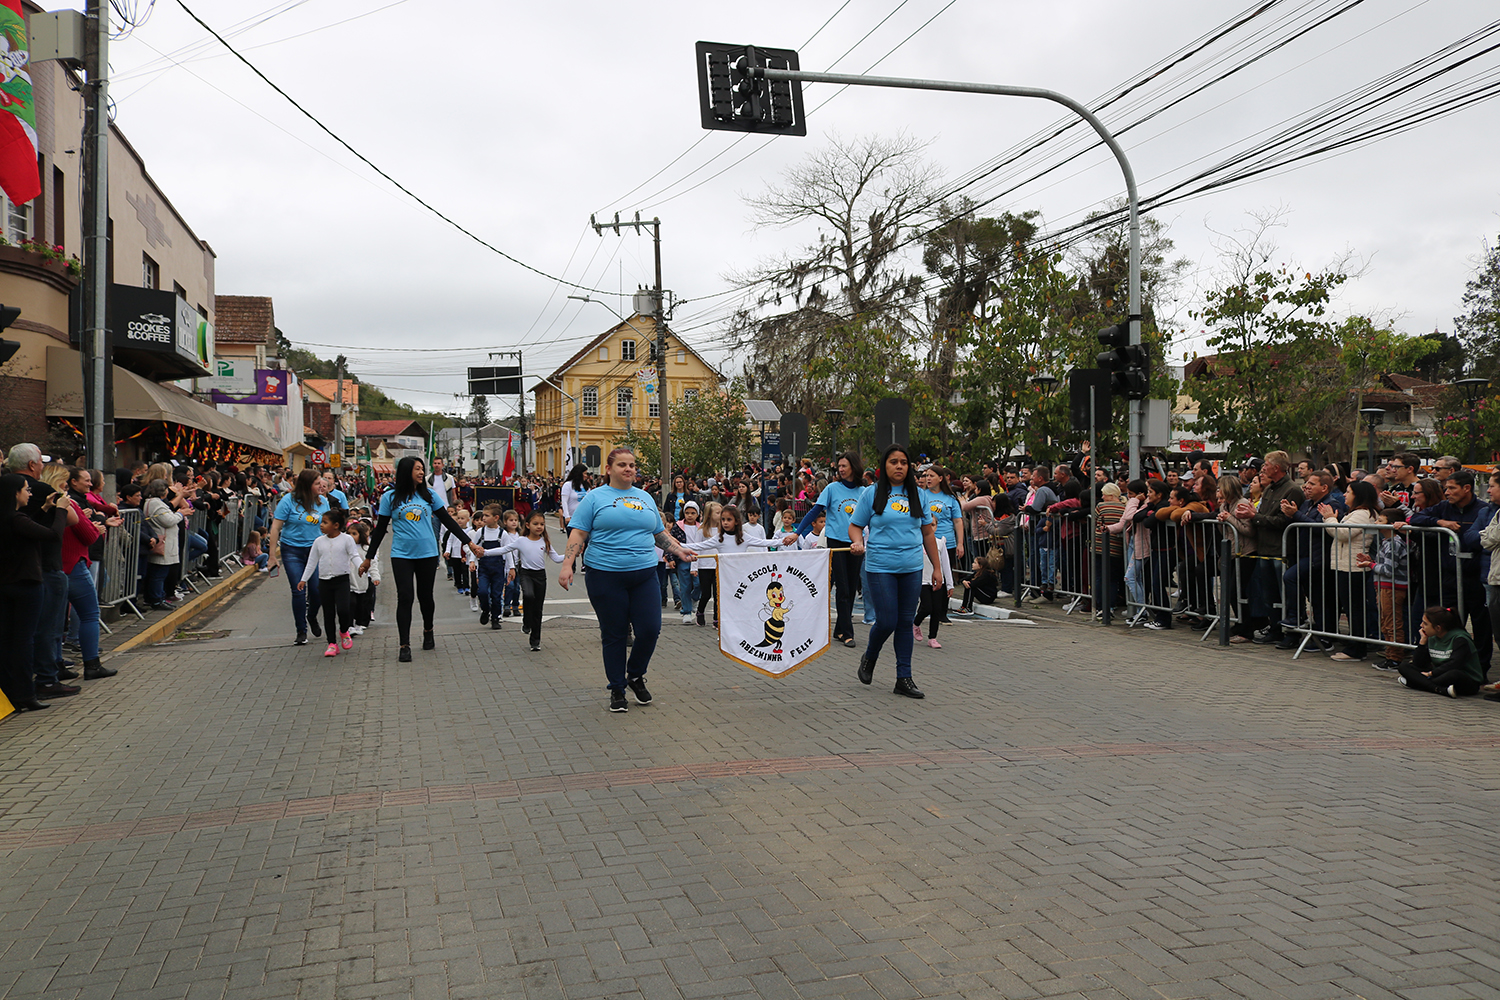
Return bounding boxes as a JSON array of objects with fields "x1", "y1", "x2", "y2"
[
  {"x1": 559, "y1": 447, "x2": 697, "y2": 713},
  {"x1": 849, "y1": 444, "x2": 944, "y2": 699},
  {"x1": 267, "y1": 470, "x2": 331, "y2": 645}
]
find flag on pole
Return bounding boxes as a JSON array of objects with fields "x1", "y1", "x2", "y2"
[
  {"x1": 0, "y1": 3, "x2": 38, "y2": 206},
  {"x1": 500, "y1": 433, "x2": 515, "y2": 483},
  {"x1": 716, "y1": 549, "x2": 831, "y2": 677},
  {"x1": 563, "y1": 430, "x2": 572, "y2": 470},
  {"x1": 364, "y1": 442, "x2": 375, "y2": 496}
]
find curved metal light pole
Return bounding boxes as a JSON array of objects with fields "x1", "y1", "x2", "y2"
[{"x1": 751, "y1": 65, "x2": 1143, "y2": 477}]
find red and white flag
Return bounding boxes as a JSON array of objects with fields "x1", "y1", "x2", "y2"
[
  {"x1": 0, "y1": 2, "x2": 39, "y2": 206},
  {"x1": 500, "y1": 433, "x2": 515, "y2": 483}
]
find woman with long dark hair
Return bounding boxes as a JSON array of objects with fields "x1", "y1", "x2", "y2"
[
  {"x1": 849, "y1": 445, "x2": 943, "y2": 699},
  {"x1": 558, "y1": 447, "x2": 697, "y2": 713},
  {"x1": 268, "y1": 469, "x2": 331, "y2": 645},
  {"x1": 795, "y1": 451, "x2": 866, "y2": 647},
  {"x1": 360, "y1": 456, "x2": 478, "y2": 662},
  {"x1": 0, "y1": 473, "x2": 67, "y2": 711}
]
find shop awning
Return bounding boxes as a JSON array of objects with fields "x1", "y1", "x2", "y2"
[
  {"x1": 371, "y1": 461, "x2": 394, "y2": 475},
  {"x1": 45, "y1": 346, "x2": 283, "y2": 455}
]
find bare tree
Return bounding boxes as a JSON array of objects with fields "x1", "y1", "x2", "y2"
[{"x1": 727, "y1": 133, "x2": 941, "y2": 416}]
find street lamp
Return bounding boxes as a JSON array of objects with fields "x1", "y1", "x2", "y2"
[
  {"x1": 1358, "y1": 407, "x2": 1384, "y2": 475},
  {"x1": 824, "y1": 408, "x2": 845, "y2": 465},
  {"x1": 1454, "y1": 377, "x2": 1489, "y2": 465},
  {"x1": 1030, "y1": 374, "x2": 1060, "y2": 456}
]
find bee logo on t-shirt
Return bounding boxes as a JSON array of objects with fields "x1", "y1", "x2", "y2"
[
  {"x1": 888, "y1": 497, "x2": 910, "y2": 514},
  {"x1": 304, "y1": 512, "x2": 318, "y2": 523},
  {"x1": 929, "y1": 501, "x2": 945, "y2": 517},
  {"x1": 841, "y1": 500, "x2": 857, "y2": 515},
  {"x1": 403, "y1": 508, "x2": 425, "y2": 522},
  {"x1": 619, "y1": 498, "x2": 646, "y2": 511}
]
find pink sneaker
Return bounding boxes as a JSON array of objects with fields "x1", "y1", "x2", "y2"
[
  {"x1": 340, "y1": 632, "x2": 353, "y2": 650},
  {"x1": 913, "y1": 624, "x2": 923, "y2": 640},
  {"x1": 324, "y1": 643, "x2": 338, "y2": 657},
  {"x1": 927, "y1": 638, "x2": 942, "y2": 649}
]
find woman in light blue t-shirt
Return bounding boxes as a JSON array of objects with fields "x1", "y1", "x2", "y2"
[
  {"x1": 267, "y1": 469, "x2": 331, "y2": 645},
  {"x1": 361, "y1": 456, "x2": 476, "y2": 662},
  {"x1": 558, "y1": 447, "x2": 697, "y2": 714},
  {"x1": 849, "y1": 444, "x2": 943, "y2": 699}
]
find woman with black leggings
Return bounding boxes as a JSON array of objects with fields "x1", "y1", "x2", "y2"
[{"x1": 361, "y1": 457, "x2": 477, "y2": 662}]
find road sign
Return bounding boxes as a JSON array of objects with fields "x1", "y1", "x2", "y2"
[
  {"x1": 779, "y1": 413, "x2": 809, "y2": 460},
  {"x1": 873, "y1": 398, "x2": 910, "y2": 452},
  {"x1": 311, "y1": 449, "x2": 326, "y2": 466}
]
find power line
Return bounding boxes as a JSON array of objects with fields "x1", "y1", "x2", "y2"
[{"x1": 171, "y1": 0, "x2": 614, "y2": 295}]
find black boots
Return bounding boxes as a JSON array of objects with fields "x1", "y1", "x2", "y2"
[
  {"x1": 83, "y1": 658, "x2": 117, "y2": 680},
  {"x1": 893, "y1": 677, "x2": 925, "y2": 699},
  {"x1": 857, "y1": 656, "x2": 874, "y2": 685}
]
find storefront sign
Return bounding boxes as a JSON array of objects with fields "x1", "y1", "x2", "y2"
[
  {"x1": 204, "y1": 362, "x2": 288, "y2": 405},
  {"x1": 105, "y1": 284, "x2": 211, "y2": 379}
]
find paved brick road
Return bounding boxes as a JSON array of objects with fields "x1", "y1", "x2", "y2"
[{"x1": 2, "y1": 563, "x2": 1498, "y2": 1000}]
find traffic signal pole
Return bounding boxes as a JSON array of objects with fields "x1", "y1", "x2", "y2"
[{"x1": 747, "y1": 64, "x2": 1143, "y2": 478}]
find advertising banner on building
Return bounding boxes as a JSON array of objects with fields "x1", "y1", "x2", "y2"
[
  {"x1": 204, "y1": 363, "x2": 288, "y2": 405},
  {"x1": 716, "y1": 548, "x2": 830, "y2": 677}
]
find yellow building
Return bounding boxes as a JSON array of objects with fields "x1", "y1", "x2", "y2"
[{"x1": 531, "y1": 315, "x2": 722, "y2": 476}]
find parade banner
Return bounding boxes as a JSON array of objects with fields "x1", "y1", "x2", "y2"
[{"x1": 717, "y1": 548, "x2": 830, "y2": 677}]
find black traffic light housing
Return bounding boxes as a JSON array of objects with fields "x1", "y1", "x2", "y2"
[
  {"x1": 696, "y1": 42, "x2": 807, "y2": 136},
  {"x1": 0, "y1": 303, "x2": 20, "y2": 367},
  {"x1": 1096, "y1": 319, "x2": 1150, "y2": 400}
]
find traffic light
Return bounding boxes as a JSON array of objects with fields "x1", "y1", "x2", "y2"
[
  {"x1": 0, "y1": 303, "x2": 19, "y2": 367},
  {"x1": 1096, "y1": 321, "x2": 1150, "y2": 399},
  {"x1": 696, "y1": 42, "x2": 807, "y2": 136}
]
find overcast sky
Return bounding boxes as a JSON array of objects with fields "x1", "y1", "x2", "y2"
[{"x1": 73, "y1": 0, "x2": 1500, "y2": 418}]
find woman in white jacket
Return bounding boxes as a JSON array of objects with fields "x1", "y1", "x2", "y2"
[
  {"x1": 142, "y1": 479, "x2": 182, "y2": 609},
  {"x1": 1323, "y1": 479, "x2": 1380, "y2": 662}
]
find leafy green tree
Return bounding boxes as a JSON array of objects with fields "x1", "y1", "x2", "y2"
[
  {"x1": 1454, "y1": 236, "x2": 1500, "y2": 381},
  {"x1": 668, "y1": 380, "x2": 749, "y2": 477}
]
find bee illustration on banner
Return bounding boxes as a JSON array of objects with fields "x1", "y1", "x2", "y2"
[{"x1": 755, "y1": 576, "x2": 795, "y2": 654}]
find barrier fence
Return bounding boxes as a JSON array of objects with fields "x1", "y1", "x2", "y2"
[
  {"x1": 1280, "y1": 520, "x2": 1465, "y2": 660},
  {"x1": 1004, "y1": 499, "x2": 1472, "y2": 659},
  {"x1": 219, "y1": 499, "x2": 241, "y2": 573},
  {"x1": 98, "y1": 508, "x2": 145, "y2": 620}
]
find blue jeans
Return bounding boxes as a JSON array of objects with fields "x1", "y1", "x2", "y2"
[
  {"x1": 186, "y1": 530, "x2": 208, "y2": 565},
  {"x1": 584, "y1": 567, "x2": 663, "y2": 691},
  {"x1": 32, "y1": 569, "x2": 68, "y2": 686},
  {"x1": 474, "y1": 558, "x2": 507, "y2": 615},
  {"x1": 280, "y1": 544, "x2": 320, "y2": 635},
  {"x1": 675, "y1": 562, "x2": 699, "y2": 611},
  {"x1": 505, "y1": 576, "x2": 521, "y2": 611},
  {"x1": 66, "y1": 561, "x2": 102, "y2": 662},
  {"x1": 862, "y1": 569, "x2": 922, "y2": 678}
]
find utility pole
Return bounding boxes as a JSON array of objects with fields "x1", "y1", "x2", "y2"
[
  {"x1": 81, "y1": 0, "x2": 111, "y2": 468},
  {"x1": 332, "y1": 354, "x2": 345, "y2": 463},
  {"x1": 590, "y1": 212, "x2": 669, "y2": 496}
]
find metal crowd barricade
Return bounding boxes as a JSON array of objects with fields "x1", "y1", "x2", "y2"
[
  {"x1": 239, "y1": 498, "x2": 261, "y2": 550},
  {"x1": 219, "y1": 499, "x2": 242, "y2": 573},
  {"x1": 1018, "y1": 509, "x2": 1096, "y2": 615},
  {"x1": 98, "y1": 508, "x2": 145, "y2": 620},
  {"x1": 1280, "y1": 520, "x2": 1463, "y2": 660},
  {"x1": 178, "y1": 508, "x2": 212, "y2": 591}
]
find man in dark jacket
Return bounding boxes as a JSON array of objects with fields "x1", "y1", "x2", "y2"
[
  {"x1": 1412, "y1": 470, "x2": 1491, "y2": 673},
  {"x1": 1244, "y1": 451, "x2": 1302, "y2": 644},
  {"x1": 1278, "y1": 470, "x2": 1347, "y2": 649}
]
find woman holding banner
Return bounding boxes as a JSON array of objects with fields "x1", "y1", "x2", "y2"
[
  {"x1": 559, "y1": 447, "x2": 697, "y2": 714},
  {"x1": 795, "y1": 452, "x2": 866, "y2": 647},
  {"x1": 849, "y1": 444, "x2": 944, "y2": 699}
]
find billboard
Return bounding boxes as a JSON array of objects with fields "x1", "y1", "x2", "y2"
[{"x1": 202, "y1": 360, "x2": 289, "y2": 405}]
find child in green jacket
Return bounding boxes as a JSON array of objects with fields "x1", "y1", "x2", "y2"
[{"x1": 1398, "y1": 606, "x2": 1484, "y2": 697}]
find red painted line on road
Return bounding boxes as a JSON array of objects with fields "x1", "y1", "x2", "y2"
[{"x1": 3, "y1": 734, "x2": 1497, "y2": 851}]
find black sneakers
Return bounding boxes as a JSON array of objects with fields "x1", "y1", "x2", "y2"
[
  {"x1": 628, "y1": 677, "x2": 653, "y2": 705},
  {"x1": 308, "y1": 616, "x2": 321, "y2": 638},
  {"x1": 479, "y1": 611, "x2": 489, "y2": 625},
  {"x1": 609, "y1": 690, "x2": 628, "y2": 713},
  {"x1": 857, "y1": 656, "x2": 874, "y2": 685},
  {"x1": 295, "y1": 632, "x2": 308, "y2": 646},
  {"x1": 398, "y1": 645, "x2": 412, "y2": 663},
  {"x1": 422, "y1": 631, "x2": 436, "y2": 650}
]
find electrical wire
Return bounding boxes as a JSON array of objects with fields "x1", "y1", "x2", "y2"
[{"x1": 171, "y1": 0, "x2": 615, "y2": 295}]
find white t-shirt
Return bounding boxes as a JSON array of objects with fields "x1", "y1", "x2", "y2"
[
  {"x1": 560, "y1": 482, "x2": 585, "y2": 521},
  {"x1": 428, "y1": 472, "x2": 454, "y2": 507}
]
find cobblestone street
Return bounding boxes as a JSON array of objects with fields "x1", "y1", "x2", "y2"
[{"x1": 2, "y1": 568, "x2": 1498, "y2": 1000}]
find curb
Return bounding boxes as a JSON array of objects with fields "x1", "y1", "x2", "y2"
[{"x1": 110, "y1": 564, "x2": 260, "y2": 655}]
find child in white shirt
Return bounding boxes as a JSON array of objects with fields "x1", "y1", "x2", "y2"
[
  {"x1": 348, "y1": 520, "x2": 381, "y2": 635},
  {"x1": 299, "y1": 508, "x2": 361, "y2": 655}
]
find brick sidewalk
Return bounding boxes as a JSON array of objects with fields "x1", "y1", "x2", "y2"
[{"x1": 1, "y1": 563, "x2": 1497, "y2": 999}]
